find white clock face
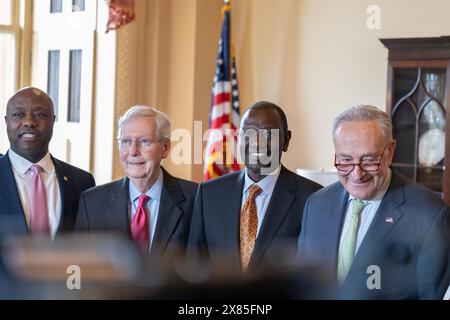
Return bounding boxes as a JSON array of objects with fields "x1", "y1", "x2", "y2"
[{"x1": 418, "y1": 128, "x2": 446, "y2": 167}]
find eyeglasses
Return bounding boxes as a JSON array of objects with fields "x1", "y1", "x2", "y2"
[
  {"x1": 118, "y1": 138, "x2": 159, "y2": 150},
  {"x1": 334, "y1": 146, "x2": 388, "y2": 174}
]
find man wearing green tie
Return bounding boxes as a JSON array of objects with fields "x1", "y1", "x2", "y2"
[{"x1": 297, "y1": 105, "x2": 450, "y2": 299}]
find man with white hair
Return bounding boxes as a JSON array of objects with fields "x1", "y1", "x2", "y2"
[
  {"x1": 297, "y1": 105, "x2": 450, "y2": 299},
  {"x1": 75, "y1": 106, "x2": 198, "y2": 259}
]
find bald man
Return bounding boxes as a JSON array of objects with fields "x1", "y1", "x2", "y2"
[{"x1": 0, "y1": 87, "x2": 95, "y2": 241}]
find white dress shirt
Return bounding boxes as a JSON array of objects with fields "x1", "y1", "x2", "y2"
[
  {"x1": 241, "y1": 166, "x2": 281, "y2": 237},
  {"x1": 8, "y1": 149, "x2": 62, "y2": 239},
  {"x1": 338, "y1": 169, "x2": 392, "y2": 255},
  {"x1": 128, "y1": 168, "x2": 163, "y2": 252},
  {"x1": 443, "y1": 284, "x2": 450, "y2": 300}
]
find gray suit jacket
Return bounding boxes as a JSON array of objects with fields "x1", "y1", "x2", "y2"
[
  {"x1": 75, "y1": 168, "x2": 198, "y2": 259},
  {"x1": 298, "y1": 171, "x2": 450, "y2": 299}
]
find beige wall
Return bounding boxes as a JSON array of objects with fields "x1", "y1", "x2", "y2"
[
  {"x1": 232, "y1": 0, "x2": 450, "y2": 172},
  {"x1": 109, "y1": 0, "x2": 450, "y2": 182},
  {"x1": 120, "y1": 0, "x2": 222, "y2": 182}
]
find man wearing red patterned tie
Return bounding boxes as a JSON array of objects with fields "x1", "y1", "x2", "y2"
[
  {"x1": 0, "y1": 87, "x2": 95, "y2": 241},
  {"x1": 75, "y1": 106, "x2": 198, "y2": 259}
]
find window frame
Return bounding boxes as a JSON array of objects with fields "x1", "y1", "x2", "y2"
[
  {"x1": 0, "y1": 0, "x2": 32, "y2": 152},
  {"x1": 0, "y1": 0, "x2": 20, "y2": 90}
]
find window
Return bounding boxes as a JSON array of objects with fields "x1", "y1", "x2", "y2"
[
  {"x1": 0, "y1": 0, "x2": 12, "y2": 24},
  {"x1": 50, "y1": 0, "x2": 63, "y2": 13},
  {"x1": 0, "y1": 33, "x2": 16, "y2": 110},
  {"x1": 0, "y1": 0, "x2": 20, "y2": 151},
  {"x1": 72, "y1": 0, "x2": 85, "y2": 12},
  {"x1": 47, "y1": 50, "x2": 61, "y2": 118},
  {"x1": 32, "y1": 0, "x2": 96, "y2": 170},
  {"x1": 68, "y1": 49, "x2": 82, "y2": 122}
]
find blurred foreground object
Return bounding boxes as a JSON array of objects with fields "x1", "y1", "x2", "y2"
[
  {"x1": 0, "y1": 233, "x2": 332, "y2": 299},
  {"x1": 1, "y1": 233, "x2": 141, "y2": 298}
]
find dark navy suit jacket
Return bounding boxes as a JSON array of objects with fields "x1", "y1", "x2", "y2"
[
  {"x1": 75, "y1": 168, "x2": 198, "y2": 259},
  {"x1": 298, "y1": 171, "x2": 450, "y2": 299},
  {"x1": 0, "y1": 152, "x2": 95, "y2": 241},
  {"x1": 187, "y1": 166, "x2": 322, "y2": 274}
]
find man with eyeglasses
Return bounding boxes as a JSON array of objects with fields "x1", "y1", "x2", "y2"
[
  {"x1": 297, "y1": 105, "x2": 450, "y2": 299},
  {"x1": 188, "y1": 101, "x2": 322, "y2": 275},
  {"x1": 75, "y1": 106, "x2": 198, "y2": 260}
]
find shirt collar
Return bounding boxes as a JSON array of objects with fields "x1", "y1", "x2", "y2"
[
  {"x1": 8, "y1": 149, "x2": 54, "y2": 176},
  {"x1": 243, "y1": 165, "x2": 281, "y2": 196},
  {"x1": 348, "y1": 169, "x2": 392, "y2": 204},
  {"x1": 129, "y1": 167, "x2": 164, "y2": 203}
]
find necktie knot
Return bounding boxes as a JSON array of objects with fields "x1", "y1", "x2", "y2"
[
  {"x1": 131, "y1": 194, "x2": 151, "y2": 254},
  {"x1": 138, "y1": 194, "x2": 150, "y2": 207},
  {"x1": 30, "y1": 164, "x2": 43, "y2": 175},
  {"x1": 248, "y1": 184, "x2": 262, "y2": 200},
  {"x1": 352, "y1": 199, "x2": 368, "y2": 218}
]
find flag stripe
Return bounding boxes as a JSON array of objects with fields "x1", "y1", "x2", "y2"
[
  {"x1": 203, "y1": 3, "x2": 241, "y2": 181},
  {"x1": 213, "y1": 92, "x2": 231, "y2": 106}
]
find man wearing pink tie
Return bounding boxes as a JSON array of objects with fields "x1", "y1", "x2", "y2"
[
  {"x1": 75, "y1": 106, "x2": 198, "y2": 259},
  {"x1": 0, "y1": 87, "x2": 95, "y2": 241}
]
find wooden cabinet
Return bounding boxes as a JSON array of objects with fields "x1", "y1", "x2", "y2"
[{"x1": 380, "y1": 36, "x2": 450, "y2": 205}]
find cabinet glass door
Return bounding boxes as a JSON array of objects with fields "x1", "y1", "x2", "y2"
[{"x1": 391, "y1": 67, "x2": 447, "y2": 195}]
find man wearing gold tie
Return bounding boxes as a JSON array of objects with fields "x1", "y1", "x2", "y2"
[
  {"x1": 188, "y1": 101, "x2": 322, "y2": 274},
  {"x1": 297, "y1": 105, "x2": 450, "y2": 299}
]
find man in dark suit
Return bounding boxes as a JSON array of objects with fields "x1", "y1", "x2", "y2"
[
  {"x1": 75, "y1": 106, "x2": 198, "y2": 259},
  {"x1": 298, "y1": 105, "x2": 450, "y2": 299},
  {"x1": 188, "y1": 101, "x2": 322, "y2": 275},
  {"x1": 0, "y1": 87, "x2": 95, "y2": 241}
]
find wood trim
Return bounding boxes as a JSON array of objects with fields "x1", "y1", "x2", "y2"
[
  {"x1": 382, "y1": 36, "x2": 450, "y2": 205},
  {"x1": 380, "y1": 36, "x2": 450, "y2": 49},
  {"x1": 19, "y1": 0, "x2": 33, "y2": 87},
  {"x1": 444, "y1": 64, "x2": 450, "y2": 205},
  {"x1": 0, "y1": 25, "x2": 15, "y2": 32},
  {"x1": 12, "y1": 0, "x2": 20, "y2": 91},
  {"x1": 388, "y1": 60, "x2": 448, "y2": 68},
  {"x1": 381, "y1": 36, "x2": 450, "y2": 60}
]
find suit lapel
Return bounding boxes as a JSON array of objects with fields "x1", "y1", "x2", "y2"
[
  {"x1": 345, "y1": 172, "x2": 406, "y2": 283},
  {"x1": 230, "y1": 170, "x2": 245, "y2": 258},
  {"x1": 223, "y1": 171, "x2": 246, "y2": 269},
  {"x1": 329, "y1": 186, "x2": 350, "y2": 275},
  {"x1": 0, "y1": 153, "x2": 28, "y2": 231},
  {"x1": 52, "y1": 157, "x2": 74, "y2": 232},
  {"x1": 105, "y1": 178, "x2": 130, "y2": 232},
  {"x1": 248, "y1": 166, "x2": 295, "y2": 270},
  {"x1": 151, "y1": 169, "x2": 184, "y2": 255}
]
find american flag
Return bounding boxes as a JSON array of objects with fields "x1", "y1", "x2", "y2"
[{"x1": 204, "y1": 2, "x2": 241, "y2": 181}]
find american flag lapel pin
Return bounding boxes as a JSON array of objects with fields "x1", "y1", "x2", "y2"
[{"x1": 385, "y1": 216, "x2": 394, "y2": 223}]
